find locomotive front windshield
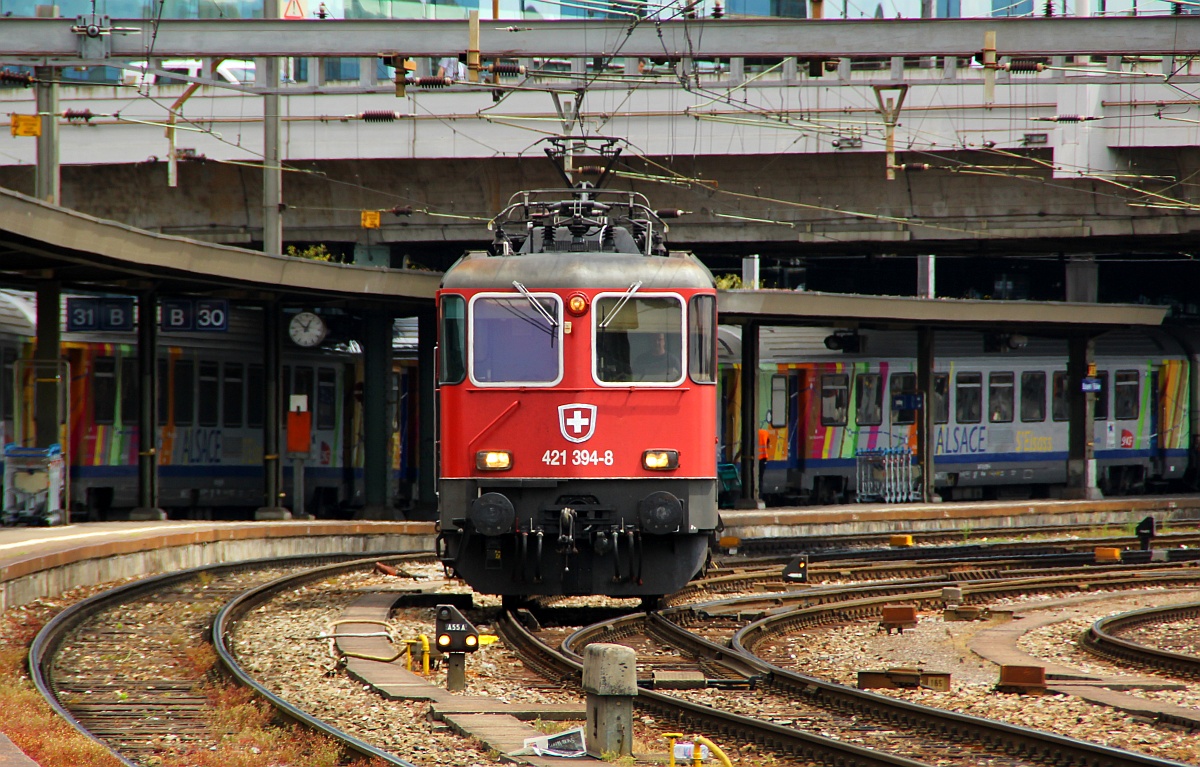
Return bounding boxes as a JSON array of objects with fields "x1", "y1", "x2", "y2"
[
  {"x1": 469, "y1": 294, "x2": 562, "y2": 385},
  {"x1": 594, "y1": 295, "x2": 684, "y2": 384}
]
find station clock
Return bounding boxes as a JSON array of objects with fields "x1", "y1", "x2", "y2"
[{"x1": 288, "y1": 311, "x2": 328, "y2": 347}]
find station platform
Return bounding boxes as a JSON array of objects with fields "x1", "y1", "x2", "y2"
[
  {"x1": 717, "y1": 494, "x2": 1200, "y2": 541},
  {"x1": 0, "y1": 519, "x2": 436, "y2": 610}
]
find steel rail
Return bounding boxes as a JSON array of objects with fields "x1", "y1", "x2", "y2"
[
  {"x1": 211, "y1": 555, "x2": 430, "y2": 767},
  {"x1": 496, "y1": 609, "x2": 932, "y2": 767},
  {"x1": 1081, "y1": 600, "x2": 1200, "y2": 680},
  {"x1": 728, "y1": 580, "x2": 1200, "y2": 767},
  {"x1": 29, "y1": 552, "x2": 425, "y2": 767}
]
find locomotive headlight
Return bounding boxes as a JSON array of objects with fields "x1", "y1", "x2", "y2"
[
  {"x1": 642, "y1": 449, "x2": 679, "y2": 470},
  {"x1": 476, "y1": 450, "x2": 513, "y2": 470},
  {"x1": 566, "y1": 292, "x2": 589, "y2": 316}
]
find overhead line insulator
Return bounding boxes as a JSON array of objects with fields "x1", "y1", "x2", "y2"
[
  {"x1": 360, "y1": 110, "x2": 400, "y2": 122},
  {"x1": 1003, "y1": 60, "x2": 1046, "y2": 73},
  {"x1": 0, "y1": 69, "x2": 35, "y2": 87},
  {"x1": 414, "y1": 77, "x2": 452, "y2": 88}
]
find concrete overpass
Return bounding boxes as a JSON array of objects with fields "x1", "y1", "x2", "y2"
[{"x1": 2, "y1": 16, "x2": 1200, "y2": 280}]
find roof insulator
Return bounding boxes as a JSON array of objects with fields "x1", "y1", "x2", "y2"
[{"x1": 361, "y1": 110, "x2": 398, "y2": 122}]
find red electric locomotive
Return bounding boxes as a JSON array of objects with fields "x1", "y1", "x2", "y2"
[{"x1": 435, "y1": 179, "x2": 719, "y2": 599}]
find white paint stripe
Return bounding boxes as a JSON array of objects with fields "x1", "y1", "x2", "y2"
[{"x1": 0, "y1": 523, "x2": 258, "y2": 553}]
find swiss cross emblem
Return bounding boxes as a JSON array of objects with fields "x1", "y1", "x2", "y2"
[{"x1": 558, "y1": 403, "x2": 597, "y2": 443}]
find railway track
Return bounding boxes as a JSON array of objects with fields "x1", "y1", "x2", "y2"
[
  {"x1": 29, "y1": 553, "x2": 427, "y2": 767},
  {"x1": 1081, "y1": 600, "x2": 1200, "y2": 680},
  {"x1": 504, "y1": 564, "x2": 1200, "y2": 767}
]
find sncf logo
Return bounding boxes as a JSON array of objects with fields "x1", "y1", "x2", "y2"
[{"x1": 558, "y1": 403, "x2": 597, "y2": 443}]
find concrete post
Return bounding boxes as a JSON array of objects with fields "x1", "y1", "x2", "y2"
[
  {"x1": 256, "y1": 302, "x2": 291, "y2": 519},
  {"x1": 1065, "y1": 255, "x2": 1098, "y2": 303},
  {"x1": 582, "y1": 643, "x2": 637, "y2": 758},
  {"x1": 131, "y1": 291, "x2": 165, "y2": 520},
  {"x1": 1065, "y1": 334, "x2": 1101, "y2": 499},
  {"x1": 737, "y1": 322, "x2": 760, "y2": 509},
  {"x1": 916, "y1": 328, "x2": 936, "y2": 502},
  {"x1": 415, "y1": 307, "x2": 437, "y2": 519},
  {"x1": 446, "y1": 653, "x2": 466, "y2": 692},
  {"x1": 917, "y1": 254, "x2": 935, "y2": 298}
]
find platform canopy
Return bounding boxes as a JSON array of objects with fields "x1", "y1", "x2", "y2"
[
  {"x1": 717, "y1": 289, "x2": 1168, "y2": 331},
  {"x1": 0, "y1": 187, "x2": 439, "y2": 307}
]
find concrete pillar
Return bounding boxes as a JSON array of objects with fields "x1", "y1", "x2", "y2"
[
  {"x1": 262, "y1": 0, "x2": 282, "y2": 256},
  {"x1": 917, "y1": 254, "x2": 935, "y2": 298},
  {"x1": 359, "y1": 310, "x2": 394, "y2": 519},
  {"x1": 34, "y1": 6, "x2": 59, "y2": 205},
  {"x1": 1066, "y1": 255, "x2": 1098, "y2": 303},
  {"x1": 737, "y1": 322, "x2": 760, "y2": 508},
  {"x1": 414, "y1": 307, "x2": 437, "y2": 519},
  {"x1": 1065, "y1": 334, "x2": 1102, "y2": 499},
  {"x1": 131, "y1": 291, "x2": 165, "y2": 520},
  {"x1": 34, "y1": 282, "x2": 60, "y2": 449},
  {"x1": 582, "y1": 643, "x2": 637, "y2": 759},
  {"x1": 916, "y1": 328, "x2": 936, "y2": 502},
  {"x1": 256, "y1": 302, "x2": 290, "y2": 519}
]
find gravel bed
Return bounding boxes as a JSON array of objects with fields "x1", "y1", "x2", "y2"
[{"x1": 757, "y1": 588, "x2": 1200, "y2": 764}]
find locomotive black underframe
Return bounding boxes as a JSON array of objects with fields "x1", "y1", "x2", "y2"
[{"x1": 438, "y1": 477, "x2": 716, "y2": 597}]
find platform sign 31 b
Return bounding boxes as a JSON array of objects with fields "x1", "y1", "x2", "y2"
[{"x1": 67, "y1": 298, "x2": 135, "y2": 332}]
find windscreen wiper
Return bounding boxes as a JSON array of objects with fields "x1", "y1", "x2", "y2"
[
  {"x1": 598, "y1": 281, "x2": 642, "y2": 329},
  {"x1": 512, "y1": 281, "x2": 559, "y2": 328}
]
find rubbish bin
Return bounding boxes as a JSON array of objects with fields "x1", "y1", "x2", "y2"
[{"x1": 3, "y1": 443, "x2": 65, "y2": 526}]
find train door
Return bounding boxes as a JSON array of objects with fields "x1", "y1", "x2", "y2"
[
  {"x1": 788, "y1": 369, "x2": 806, "y2": 475},
  {"x1": 1149, "y1": 368, "x2": 1162, "y2": 476}
]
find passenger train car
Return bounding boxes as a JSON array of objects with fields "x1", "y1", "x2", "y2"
[
  {"x1": 0, "y1": 292, "x2": 418, "y2": 519},
  {"x1": 720, "y1": 326, "x2": 1193, "y2": 504},
  {"x1": 435, "y1": 186, "x2": 720, "y2": 599}
]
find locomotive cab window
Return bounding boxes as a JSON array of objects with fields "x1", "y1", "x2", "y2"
[
  {"x1": 470, "y1": 293, "x2": 562, "y2": 386},
  {"x1": 594, "y1": 294, "x2": 683, "y2": 385},
  {"x1": 820, "y1": 373, "x2": 849, "y2": 426},
  {"x1": 439, "y1": 295, "x2": 466, "y2": 385},
  {"x1": 688, "y1": 294, "x2": 716, "y2": 384},
  {"x1": 1114, "y1": 370, "x2": 1139, "y2": 420}
]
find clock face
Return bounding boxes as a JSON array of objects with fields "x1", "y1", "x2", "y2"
[{"x1": 288, "y1": 311, "x2": 327, "y2": 347}]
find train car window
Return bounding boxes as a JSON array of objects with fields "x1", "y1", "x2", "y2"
[
  {"x1": 93, "y1": 356, "x2": 117, "y2": 425},
  {"x1": 1052, "y1": 371, "x2": 1069, "y2": 421},
  {"x1": 595, "y1": 295, "x2": 682, "y2": 385},
  {"x1": 158, "y1": 358, "x2": 169, "y2": 423},
  {"x1": 224, "y1": 363, "x2": 244, "y2": 428},
  {"x1": 439, "y1": 295, "x2": 466, "y2": 385},
  {"x1": 471, "y1": 294, "x2": 562, "y2": 385},
  {"x1": 820, "y1": 374, "x2": 849, "y2": 426},
  {"x1": 317, "y1": 367, "x2": 337, "y2": 430},
  {"x1": 955, "y1": 372, "x2": 982, "y2": 424},
  {"x1": 855, "y1": 373, "x2": 883, "y2": 426},
  {"x1": 890, "y1": 373, "x2": 916, "y2": 425},
  {"x1": 198, "y1": 361, "x2": 219, "y2": 427},
  {"x1": 247, "y1": 364, "x2": 264, "y2": 428},
  {"x1": 1093, "y1": 371, "x2": 1109, "y2": 421},
  {"x1": 1114, "y1": 370, "x2": 1139, "y2": 420},
  {"x1": 934, "y1": 374, "x2": 949, "y2": 424},
  {"x1": 1020, "y1": 371, "x2": 1046, "y2": 422},
  {"x1": 174, "y1": 359, "x2": 195, "y2": 426},
  {"x1": 295, "y1": 367, "x2": 315, "y2": 411},
  {"x1": 988, "y1": 372, "x2": 1014, "y2": 423},
  {"x1": 770, "y1": 375, "x2": 787, "y2": 428},
  {"x1": 1, "y1": 347, "x2": 14, "y2": 421},
  {"x1": 121, "y1": 357, "x2": 139, "y2": 426},
  {"x1": 688, "y1": 294, "x2": 717, "y2": 384}
]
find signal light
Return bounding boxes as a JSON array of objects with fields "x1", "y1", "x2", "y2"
[
  {"x1": 566, "y1": 292, "x2": 589, "y2": 316},
  {"x1": 435, "y1": 604, "x2": 480, "y2": 654},
  {"x1": 476, "y1": 450, "x2": 512, "y2": 470},
  {"x1": 642, "y1": 449, "x2": 679, "y2": 470}
]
